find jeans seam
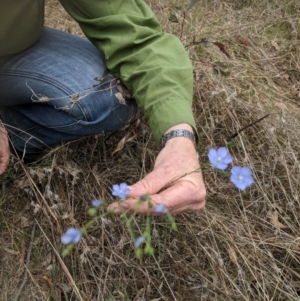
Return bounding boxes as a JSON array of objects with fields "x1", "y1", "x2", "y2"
[
  {"x1": 0, "y1": 69, "x2": 90, "y2": 120},
  {"x1": 48, "y1": 120, "x2": 81, "y2": 130},
  {"x1": 0, "y1": 70, "x2": 74, "y2": 95}
]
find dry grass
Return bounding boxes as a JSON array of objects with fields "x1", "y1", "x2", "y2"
[{"x1": 1, "y1": 0, "x2": 300, "y2": 300}]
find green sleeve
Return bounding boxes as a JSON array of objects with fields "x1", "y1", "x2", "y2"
[{"x1": 59, "y1": 0, "x2": 197, "y2": 143}]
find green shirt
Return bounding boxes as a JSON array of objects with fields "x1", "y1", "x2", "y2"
[{"x1": 0, "y1": 0, "x2": 196, "y2": 142}]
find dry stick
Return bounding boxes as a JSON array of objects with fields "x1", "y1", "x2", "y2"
[
  {"x1": 14, "y1": 223, "x2": 37, "y2": 301},
  {"x1": 227, "y1": 113, "x2": 271, "y2": 141},
  {"x1": 35, "y1": 219, "x2": 85, "y2": 301}
]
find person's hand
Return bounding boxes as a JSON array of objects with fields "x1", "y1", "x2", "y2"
[
  {"x1": 0, "y1": 127, "x2": 10, "y2": 175},
  {"x1": 108, "y1": 124, "x2": 206, "y2": 215}
]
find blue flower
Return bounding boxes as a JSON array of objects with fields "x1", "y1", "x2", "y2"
[
  {"x1": 230, "y1": 166, "x2": 254, "y2": 190},
  {"x1": 61, "y1": 228, "x2": 82, "y2": 245},
  {"x1": 134, "y1": 236, "x2": 146, "y2": 248},
  {"x1": 91, "y1": 199, "x2": 102, "y2": 208},
  {"x1": 208, "y1": 147, "x2": 233, "y2": 170},
  {"x1": 154, "y1": 203, "x2": 167, "y2": 214},
  {"x1": 112, "y1": 183, "x2": 130, "y2": 199}
]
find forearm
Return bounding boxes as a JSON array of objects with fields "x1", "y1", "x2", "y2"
[{"x1": 59, "y1": 0, "x2": 197, "y2": 142}]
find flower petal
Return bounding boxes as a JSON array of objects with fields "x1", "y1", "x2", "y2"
[
  {"x1": 208, "y1": 149, "x2": 218, "y2": 165},
  {"x1": 61, "y1": 228, "x2": 81, "y2": 245},
  {"x1": 91, "y1": 199, "x2": 102, "y2": 207},
  {"x1": 216, "y1": 163, "x2": 229, "y2": 170},
  {"x1": 243, "y1": 176, "x2": 254, "y2": 187},
  {"x1": 217, "y1": 147, "x2": 228, "y2": 158},
  {"x1": 134, "y1": 236, "x2": 146, "y2": 248},
  {"x1": 73, "y1": 231, "x2": 82, "y2": 244},
  {"x1": 240, "y1": 166, "x2": 252, "y2": 176},
  {"x1": 222, "y1": 154, "x2": 233, "y2": 164},
  {"x1": 112, "y1": 184, "x2": 119, "y2": 197},
  {"x1": 154, "y1": 203, "x2": 167, "y2": 213},
  {"x1": 230, "y1": 176, "x2": 245, "y2": 190},
  {"x1": 231, "y1": 166, "x2": 242, "y2": 176}
]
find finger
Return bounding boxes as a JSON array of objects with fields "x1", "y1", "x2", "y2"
[
  {"x1": 128, "y1": 168, "x2": 171, "y2": 198},
  {"x1": 108, "y1": 177, "x2": 206, "y2": 215},
  {"x1": 107, "y1": 198, "x2": 159, "y2": 215},
  {"x1": 0, "y1": 153, "x2": 10, "y2": 175},
  {"x1": 128, "y1": 163, "x2": 199, "y2": 198},
  {"x1": 148, "y1": 179, "x2": 205, "y2": 214}
]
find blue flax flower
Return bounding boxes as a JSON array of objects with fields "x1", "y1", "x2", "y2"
[
  {"x1": 208, "y1": 147, "x2": 233, "y2": 170},
  {"x1": 230, "y1": 166, "x2": 254, "y2": 190},
  {"x1": 154, "y1": 203, "x2": 167, "y2": 214},
  {"x1": 91, "y1": 199, "x2": 102, "y2": 208},
  {"x1": 134, "y1": 236, "x2": 146, "y2": 248},
  {"x1": 112, "y1": 183, "x2": 130, "y2": 199},
  {"x1": 61, "y1": 228, "x2": 82, "y2": 245}
]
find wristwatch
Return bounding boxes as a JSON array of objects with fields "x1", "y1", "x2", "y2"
[{"x1": 160, "y1": 129, "x2": 196, "y2": 149}]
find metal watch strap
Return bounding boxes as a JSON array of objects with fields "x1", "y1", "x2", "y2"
[{"x1": 160, "y1": 129, "x2": 196, "y2": 149}]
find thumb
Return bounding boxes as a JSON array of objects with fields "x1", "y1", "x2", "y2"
[{"x1": 129, "y1": 169, "x2": 166, "y2": 198}]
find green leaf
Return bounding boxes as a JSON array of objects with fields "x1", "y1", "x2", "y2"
[
  {"x1": 169, "y1": 14, "x2": 179, "y2": 23},
  {"x1": 62, "y1": 244, "x2": 74, "y2": 257},
  {"x1": 144, "y1": 245, "x2": 154, "y2": 255},
  {"x1": 135, "y1": 248, "x2": 143, "y2": 258},
  {"x1": 87, "y1": 208, "x2": 97, "y2": 217},
  {"x1": 187, "y1": 0, "x2": 200, "y2": 10}
]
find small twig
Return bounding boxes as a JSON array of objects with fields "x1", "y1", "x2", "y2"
[
  {"x1": 14, "y1": 222, "x2": 37, "y2": 301},
  {"x1": 227, "y1": 113, "x2": 271, "y2": 141}
]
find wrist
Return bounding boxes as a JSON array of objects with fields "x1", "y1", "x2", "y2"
[
  {"x1": 161, "y1": 124, "x2": 196, "y2": 150},
  {"x1": 163, "y1": 123, "x2": 193, "y2": 135}
]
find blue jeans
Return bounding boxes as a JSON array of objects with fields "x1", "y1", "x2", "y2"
[{"x1": 0, "y1": 27, "x2": 137, "y2": 155}]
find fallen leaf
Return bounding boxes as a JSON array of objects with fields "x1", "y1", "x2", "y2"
[
  {"x1": 271, "y1": 40, "x2": 280, "y2": 50},
  {"x1": 15, "y1": 176, "x2": 32, "y2": 187},
  {"x1": 271, "y1": 211, "x2": 289, "y2": 229},
  {"x1": 274, "y1": 101, "x2": 287, "y2": 109},
  {"x1": 112, "y1": 134, "x2": 137, "y2": 155},
  {"x1": 20, "y1": 216, "x2": 30, "y2": 228},
  {"x1": 169, "y1": 14, "x2": 178, "y2": 23},
  {"x1": 112, "y1": 137, "x2": 126, "y2": 156},
  {"x1": 227, "y1": 245, "x2": 238, "y2": 265},
  {"x1": 291, "y1": 85, "x2": 298, "y2": 96},
  {"x1": 239, "y1": 36, "x2": 249, "y2": 46},
  {"x1": 30, "y1": 201, "x2": 41, "y2": 215},
  {"x1": 41, "y1": 275, "x2": 53, "y2": 288},
  {"x1": 213, "y1": 41, "x2": 231, "y2": 58},
  {"x1": 282, "y1": 73, "x2": 290, "y2": 81}
]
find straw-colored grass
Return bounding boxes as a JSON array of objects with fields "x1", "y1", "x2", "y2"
[{"x1": 1, "y1": 0, "x2": 300, "y2": 300}]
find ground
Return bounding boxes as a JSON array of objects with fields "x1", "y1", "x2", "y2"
[{"x1": 1, "y1": 0, "x2": 300, "y2": 300}]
